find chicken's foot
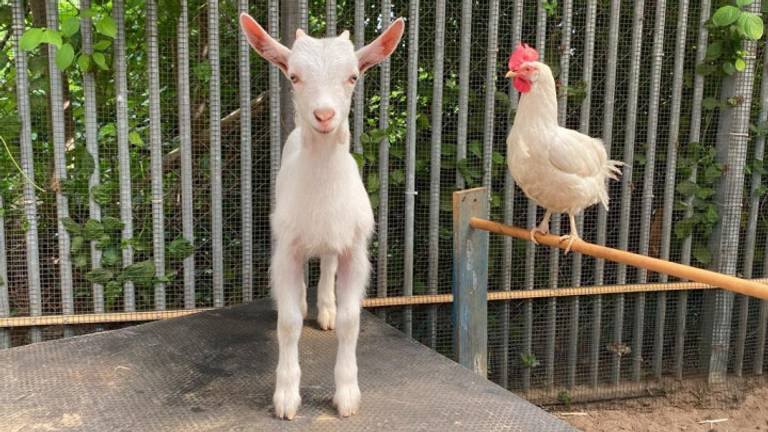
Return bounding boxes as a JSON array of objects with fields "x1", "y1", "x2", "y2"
[
  {"x1": 558, "y1": 213, "x2": 580, "y2": 254},
  {"x1": 530, "y1": 210, "x2": 552, "y2": 245}
]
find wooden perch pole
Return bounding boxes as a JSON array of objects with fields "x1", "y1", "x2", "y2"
[{"x1": 469, "y1": 217, "x2": 768, "y2": 300}]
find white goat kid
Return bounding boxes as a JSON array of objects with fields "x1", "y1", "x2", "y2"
[{"x1": 239, "y1": 14, "x2": 404, "y2": 420}]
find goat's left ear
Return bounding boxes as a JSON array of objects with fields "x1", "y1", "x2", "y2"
[
  {"x1": 240, "y1": 13, "x2": 291, "y2": 74},
  {"x1": 356, "y1": 18, "x2": 405, "y2": 74}
]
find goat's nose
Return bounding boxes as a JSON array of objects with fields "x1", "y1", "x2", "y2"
[{"x1": 313, "y1": 108, "x2": 336, "y2": 123}]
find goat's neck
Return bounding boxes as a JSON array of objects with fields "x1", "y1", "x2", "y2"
[
  {"x1": 296, "y1": 117, "x2": 351, "y2": 158},
  {"x1": 515, "y1": 73, "x2": 559, "y2": 128}
]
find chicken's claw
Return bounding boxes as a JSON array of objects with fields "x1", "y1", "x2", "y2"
[
  {"x1": 530, "y1": 227, "x2": 548, "y2": 245},
  {"x1": 558, "y1": 234, "x2": 579, "y2": 255}
]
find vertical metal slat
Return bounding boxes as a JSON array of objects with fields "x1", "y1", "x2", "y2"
[
  {"x1": 352, "y1": 0, "x2": 365, "y2": 156},
  {"x1": 377, "y1": 0, "x2": 391, "y2": 303},
  {"x1": 326, "y1": 0, "x2": 337, "y2": 36},
  {"x1": 0, "y1": 195, "x2": 8, "y2": 348},
  {"x1": 147, "y1": 0, "x2": 166, "y2": 311},
  {"x1": 113, "y1": 0, "x2": 135, "y2": 312},
  {"x1": 178, "y1": 0, "x2": 195, "y2": 309},
  {"x1": 403, "y1": 0, "x2": 420, "y2": 337},
  {"x1": 46, "y1": 0, "x2": 74, "y2": 318},
  {"x1": 455, "y1": 0, "x2": 472, "y2": 189},
  {"x1": 238, "y1": 0, "x2": 252, "y2": 303}
]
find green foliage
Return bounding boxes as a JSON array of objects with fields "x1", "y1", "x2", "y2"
[
  {"x1": 698, "y1": 1, "x2": 763, "y2": 78},
  {"x1": 675, "y1": 142, "x2": 722, "y2": 265},
  {"x1": 166, "y1": 237, "x2": 195, "y2": 259},
  {"x1": 557, "y1": 391, "x2": 572, "y2": 409},
  {"x1": 520, "y1": 352, "x2": 540, "y2": 368}
]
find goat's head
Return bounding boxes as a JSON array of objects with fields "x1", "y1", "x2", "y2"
[{"x1": 240, "y1": 14, "x2": 404, "y2": 135}]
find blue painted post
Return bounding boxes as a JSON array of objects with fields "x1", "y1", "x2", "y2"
[{"x1": 452, "y1": 187, "x2": 489, "y2": 377}]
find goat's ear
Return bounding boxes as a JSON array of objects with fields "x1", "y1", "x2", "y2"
[
  {"x1": 356, "y1": 17, "x2": 405, "y2": 74},
  {"x1": 296, "y1": 28, "x2": 306, "y2": 39},
  {"x1": 339, "y1": 30, "x2": 350, "y2": 41},
  {"x1": 240, "y1": 13, "x2": 291, "y2": 74}
]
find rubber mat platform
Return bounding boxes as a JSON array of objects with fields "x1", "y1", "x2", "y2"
[{"x1": 1, "y1": 300, "x2": 575, "y2": 431}]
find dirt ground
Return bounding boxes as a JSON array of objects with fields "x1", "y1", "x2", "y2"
[{"x1": 552, "y1": 383, "x2": 768, "y2": 432}]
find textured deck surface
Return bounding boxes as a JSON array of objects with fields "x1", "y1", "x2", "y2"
[{"x1": 1, "y1": 300, "x2": 575, "y2": 431}]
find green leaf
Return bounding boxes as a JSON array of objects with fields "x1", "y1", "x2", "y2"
[
  {"x1": 77, "y1": 53, "x2": 91, "y2": 72},
  {"x1": 390, "y1": 169, "x2": 405, "y2": 185},
  {"x1": 737, "y1": 0, "x2": 753, "y2": 7},
  {"x1": 702, "y1": 97, "x2": 720, "y2": 110},
  {"x1": 696, "y1": 63, "x2": 717, "y2": 76},
  {"x1": 61, "y1": 16, "x2": 80, "y2": 37},
  {"x1": 705, "y1": 41, "x2": 722, "y2": 60},
  {"x1": 93, "y1": 39, "x2": 112, "y2": 50},
  {"x1": 41, "y1": 29, "x2": 62, "y2": 48},
  {"x1": 92, "y1": 52, "x2": 108, "y2": 70},
  {"x1": 83, "y1": 218, "x2": 105, "y2": 240},
  {"x1": 693, "y1": 244, "x2": 712, "y2": 265},
  {"x1": 61, "y1": 217, "x2": 82, "y2": 234},
  {"x1": 674, "y1": 218, "x2": 695, "y2": 240},
  {"x1": 704, "y1": 164, "x2": 722, "y2": 182},
  {"x1": 91, "y1": 183, "x2": 111, "y2": 205},
  {"x1": 118, "y1": 260, "x2": 155, "y2": 284},
  {"x1": 736, "y1": 12, "x2": 764, "y2": 40},
  {"x1": 711, "y1": 5, "x2": 741, "y2": 27},
  {"x1": 367, "y1": 173, "x2": 380, "y2": 192},
  {"x1": 492, "y1": 151, "x2": 505, "y2": 166},
  {"x1": 73, "y1": 253, "x2": 89, "y2": 268},
  {"x1": 351, "y1": 152, "x2": 365, "y2": 170},
  {"x1": 128, "y1": 131, "x2": 143, "y2": 146},
  {"x1": 80, "y1": 7, "x2": 98, "y2": 19},
  {"x1": 102, "y1": 216, "x2": 124, "y2": 231},
  {"x1": 85, "y1": 268, "x2": 114, "y2": 284},
  {"x1": 20, "y1": 28, "x2": 45, "y2": 51},
  {"x1": 96, "y1": 234, "x2": 112, "y2": 249},
  {"x1": 166, "y1": 237, "x2": 195, "y2": 259},
  {"x1": 734, "y1": 57, "x2": 746, "y2": 72},
  {"x1": 676, "y1": 180, "x2": 698, "y2": 197},
  {"x1": 70, "y1": 235, "x2": 84, "y2": 252},
  {"x1": 94, "y1": 15, "x2": 117, "y2": 38},
  {"x1": 101, "y1": 247, "x2": 121, "y2": 267},
  {"x1": 722, "y1": 62, "x2": 737, "y2": 76}
]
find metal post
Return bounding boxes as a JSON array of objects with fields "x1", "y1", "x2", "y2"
[
  {"x1": 178, "y1": 0, "x2": 195, "y2": 309},
  {"x1": 238, "y1": 0, "x2": 252, "y2": 303},
  {"x1": 453, "y1": 188, "x2": 489, "y2": 377}
]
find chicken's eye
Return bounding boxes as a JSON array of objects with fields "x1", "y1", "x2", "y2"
[{"x1": 289, "y1": 74, "x2": 301, "y2": 84}]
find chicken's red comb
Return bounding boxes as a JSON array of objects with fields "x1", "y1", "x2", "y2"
[{"x1": 508, "y1": 43, "x2": 539, "y2": 71}]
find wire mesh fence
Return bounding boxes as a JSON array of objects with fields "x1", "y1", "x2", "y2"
[{"x1": 1, "y1": 0, "x2": 768, "y2": 405}]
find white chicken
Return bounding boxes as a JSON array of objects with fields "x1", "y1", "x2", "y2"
[{"x1": 505, "y1": 43, "x2": 623, "y2": 253}]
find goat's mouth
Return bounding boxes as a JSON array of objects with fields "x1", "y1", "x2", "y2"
[{"x1": 313, "y1": 125, "x2": 335, "y2": 135}]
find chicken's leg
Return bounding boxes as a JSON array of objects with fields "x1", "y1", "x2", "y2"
[
  {"x1": 530, "y1": 210, "x2": 552, "y2": 245},
  {"x1": 558, "y1": 213, "x2": 580, "y2": 254}
]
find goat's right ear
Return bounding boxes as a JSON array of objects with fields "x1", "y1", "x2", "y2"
[
  {"x1": 240, "y1": 13, "x2": 291, "y2": 74},
  {"x1": 356, "y1": 17, "x2": 405, "y2": 74}
]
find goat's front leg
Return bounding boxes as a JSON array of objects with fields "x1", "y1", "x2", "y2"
[
  {"x1": 332, "y1": 245, "x2": 369, "y2": 417},
  {"x1": 317, "y1": 254, "x2": 338, "y2": 330},
  {"x1": 271, "y1": 245, "x2": 305, "y2": 420}
]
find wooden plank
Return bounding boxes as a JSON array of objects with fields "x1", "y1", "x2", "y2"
[{"x1": 452, "y1": 188, "x2": 490, "y2": 377}]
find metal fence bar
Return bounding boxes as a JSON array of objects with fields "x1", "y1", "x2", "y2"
[
  {"x1": 238, "y1": 0, "x2": 252, "y2": 303},
  {"x1": 612, "y1": 0, "x2": 645, "y2": 385},
  {"x1": 377, "y1": 0, "x2": 391, "y2": 303},
  {"x1": 500, "y1": 0, "x2": 524, "y2": 391},
  {"x1": 751, "y1": 50, "x2": 768, "y2": 376},
  {"x1": 113, "y1": 0, "x2": 135, "y2": 312},
  {"x1": 208, "y1": 0, "x2": 224, "y2": 308},
  {"x1": 0, "y1": 195, "x2": 8, "y2": 348},
  {"x1": 654, "y1": 0, "x2": 688, "y2": 379},
  {"x1": 146, "y1": 0, "x2": 166, "y2": 311},
  {"x1": 178, "y1": 0, "x2": 195, "y2": 309},
  {"x1": 455, "y1": 0, "x2": 471, "y2": 189},
  {"x1": 352, "y1": 0, "x2": 365, "y2": 157},
  {"x1": 633, "y1": 0, "x2": 666, "y2": 382},
  {"x1": 427, "y1": 0, "x2": 447, "y2": 349},
  {"x1": 12, "y1": 0, "x2": 42, "y2": 326},
  {"x1": 299, "y1": 0, "x2": 308, "y2": 31},
  {"x1": 326, "y1": 0, "x2": 336, "y2": 36},
  {"x1": 403, "y1": 0, "x2": 420, "y2": 337},
  {"x1": 480, "y1": 0, "x2": 500, "y2": 195},
  {"x1": 592, "y1": 0, "x2": 620, "y2": 388},
  {"x1": 46, "y1": 0, "x2": 74, "y2": 318},
  {"x1": 79, "y1": 0, "x2": 104, "y2": 313},
  {"x1": 675, "y1": 0, "x2": 710, "y2": 380},
  {"x1": 268, "y1": 0, "x2": 281, "y2": 208}
]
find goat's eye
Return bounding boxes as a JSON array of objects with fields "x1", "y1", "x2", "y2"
[
  {"x1": 289, "y1": 74, "x2": 300, "y2": 84},
  {"x1": 348, "y1": 75, "x2": 358, "y2": 84}
]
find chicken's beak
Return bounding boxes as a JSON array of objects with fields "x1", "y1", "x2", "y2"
[{"x1": 505, "y1": 70, "x2": 516, "y2": 78}]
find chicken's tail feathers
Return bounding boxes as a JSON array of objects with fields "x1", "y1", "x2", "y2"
[{"x1": 605, "y1": 159, "x2": 625, "y2": 181}]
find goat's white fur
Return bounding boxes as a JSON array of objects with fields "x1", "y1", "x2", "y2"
[{"x1": 239, "y1": 14, "x2": 404, "y2": 420}]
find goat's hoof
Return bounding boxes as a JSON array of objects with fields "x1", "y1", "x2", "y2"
[
  {"x1": 333, "y1": 384, "x2": 361, "y2": 418},
  {"x1": 317, "y1": 306, "x2": 336, "y2": 330},
  {"x1": 273, "y1": 387, "x2": 301, "y2": 420}
]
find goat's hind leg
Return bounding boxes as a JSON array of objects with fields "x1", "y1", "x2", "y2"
[
  {"x1": 317, "y1": 254, "x2": 338, "y2": 330},
  {"x1": 271, "y1": 245, "x2": 305, "y2": 420},
  {"x1": 332, "y1": 245, "x2": 369, "y2": 417}
]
